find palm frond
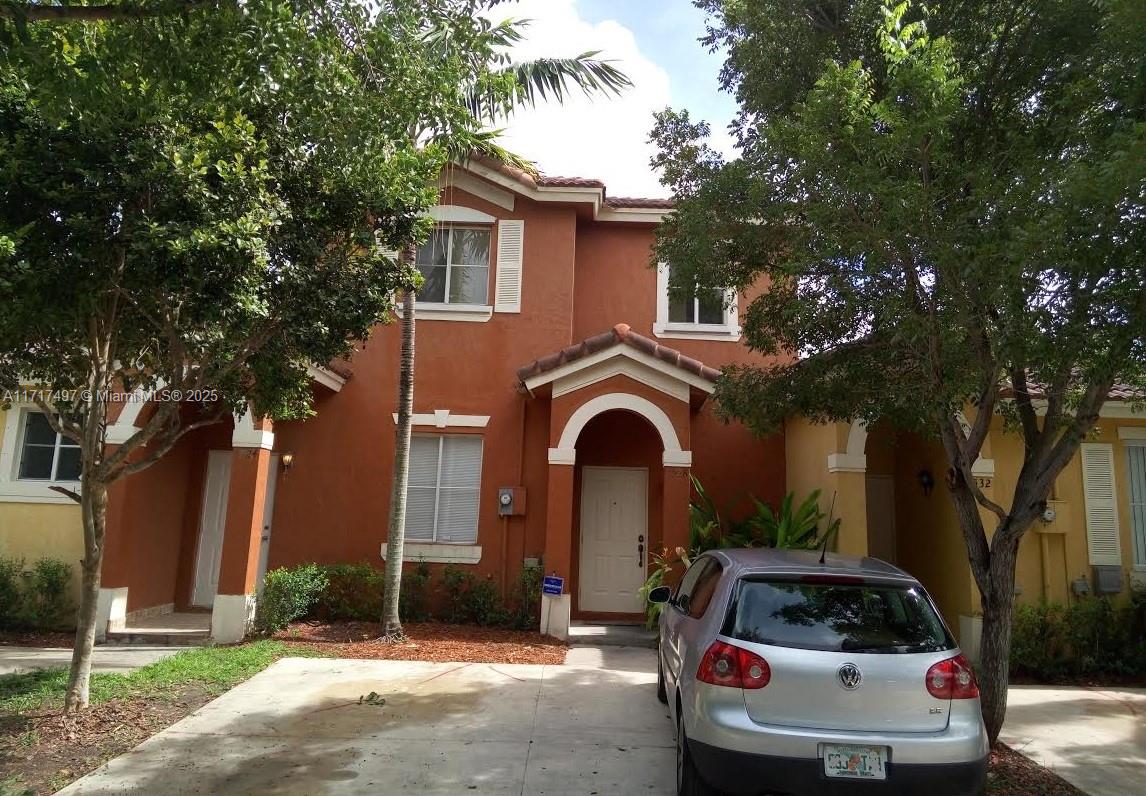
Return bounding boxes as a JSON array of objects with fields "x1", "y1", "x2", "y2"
[{"x1": 468, "y1": 51, "x2": 631, "y2": 122}]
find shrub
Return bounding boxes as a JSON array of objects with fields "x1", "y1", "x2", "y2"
[
  {"x1": 0, "y1": 556, "x2": 74, "y2": 631},
  {"x1": 23, "y1": 558, "x2": 74, "y2": 630},
  {"x1": 505, "y1": 564, "x2": 542, "y2": 630},
  {"x1": 441, "y1": 565, "x2": 509, "y2": 626},
  {"x1": 0, "y1": 557, "x2": 22, "y2": 628},
  {"x1": 254, "y1": 564, "x2": 328, "y2": 636},
  {"x1": 1011, "y1": 595, "x2": 1146, "y2": 682},
  {"x1": 314, "y1": 563, "x2": 383, "y2": 621},
  {"x1": 399, "y1": 561, "x2": 432, "y2": 622},
  {"x1": 441, "y1": 565, "x2": 477, "y2": 623}
]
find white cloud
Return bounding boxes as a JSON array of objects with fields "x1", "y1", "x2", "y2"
[{"x1": 483, "y1": 0, "x2": 673, "y2": 198}]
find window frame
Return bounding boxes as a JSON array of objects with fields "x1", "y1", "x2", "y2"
[
  {"x1": 1124, "y1": 438, "x2": 1146, "y2": 569},
  {"x1": 0, "y1": 404, "x2": 83, "y2": 504},
  {"x1": 653, "y1": 262, "x2": 740, "y2": 341},
  {"x1": 415, "y1": 224, "x2": 493, "y2": 309},
  {"x1": 405, "y1": 432, "x2": 483, "y2": 545}
]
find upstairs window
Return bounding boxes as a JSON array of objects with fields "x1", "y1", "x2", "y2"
[
  {"x1": 416, "y1": 226, "x2": 491, "y2": 306},
  {"x1": 655, "y1": 263, "x2": 740, "y2": 340},
  {"x1": 18, "y1": 412, "x2": 82, "y2": 482}
]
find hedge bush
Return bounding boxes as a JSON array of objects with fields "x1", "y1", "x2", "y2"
[
  {"x1": 253, "y1": 563, "x2": 328, "y2": 635},
  {"x1": 1011, "y1": 594, "x2": 1146, "y2": 681},
  {"x1": 0, "y1": 556, "x2": 75, "y2": 631}
]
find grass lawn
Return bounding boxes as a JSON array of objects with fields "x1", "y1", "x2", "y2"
[{"x1": 1, "y1": 641, "x2": 320, "y2": 796}]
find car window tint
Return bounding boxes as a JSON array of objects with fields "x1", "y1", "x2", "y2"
[
  {"x1": 688, "y1": 560, "x2": 724, "y2": 619},
  {"x1": 674, "y1": 558, "x2": 711, "y2": 614},
  {"x1": 723, "y1": 578, "x2": 954, "y2": 653}
]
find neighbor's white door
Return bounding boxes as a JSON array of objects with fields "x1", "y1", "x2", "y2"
[
  {"x1": 865, "y1": 475, "x2": 897, "y2": 564},
  {"x1": 255, "y1": 454, "x2": 280, "y2": 595},
  {"x1": 192, "y1": 450, "x2": 232, "y2": 607},
  {"x1": 579, "y1": 466, "x2": 647, "y2": 613}
]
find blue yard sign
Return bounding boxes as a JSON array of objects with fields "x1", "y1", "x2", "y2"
[{"x1": 542, "y1": 575, "x2": 564, "y2": 596}]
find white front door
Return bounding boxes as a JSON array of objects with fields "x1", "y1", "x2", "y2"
[
  {"x1": 579, "y1": 466, "x2": 647, "y2": 613},
  {"x1": 255, "y1": 454, "x2": 280, "y2": 595},
  {"x1": 192, "y1": 450, "x2": 232, "y2": 607}
]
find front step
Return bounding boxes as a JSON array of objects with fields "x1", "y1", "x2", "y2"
[
  {"x1": 568, "y1": 623, "x2": 657, "y2": 648},
  {"x1": 102, "y1": 631, "x2": 209, "y2": 647}
]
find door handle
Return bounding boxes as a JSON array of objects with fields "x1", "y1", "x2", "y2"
[{"x1": 638, "y1": 534, "x2": 645, "y2": 568}]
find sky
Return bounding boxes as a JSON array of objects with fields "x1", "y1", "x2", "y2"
[{"x1": 485, "y1": 0, "x2": 738, "y2": 199}]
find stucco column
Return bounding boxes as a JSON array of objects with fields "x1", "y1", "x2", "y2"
[
  {"x1": 212, "y1": 414, "x2": 273, "y2": 643},
  {"x1": 541, "y1": 453, "x2": 574, "y2": 639},
  {"x1": 96, "y1": 444, "x2": 133, "y2": 639},
  {"x1": 830, "y1": 471, "x2": 870, "y2": 558},
  {"x1": 662, "y1": 463, "x2": 692, "y2": 555}
]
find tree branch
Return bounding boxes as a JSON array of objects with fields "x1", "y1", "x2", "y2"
[{"x1": 0, "y1": 1, "x2": 219, "y2": 23}]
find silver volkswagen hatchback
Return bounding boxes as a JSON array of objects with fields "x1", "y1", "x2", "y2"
[{"x1": 648, "y1": 549, "x2": 988, "y2": 796}]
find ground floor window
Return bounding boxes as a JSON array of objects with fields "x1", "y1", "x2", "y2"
[
  {"x1": 17, "y1": 411, "x2": 82, "y2": 482},
  {"x1": 1126, "y1": 443, "x2": 1146, "y2": 568},
  {"x1": 405, "y1": 434, "x2": 482, "y2": 544}
]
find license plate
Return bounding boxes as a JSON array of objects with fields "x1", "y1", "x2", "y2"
[{"x1": 822, "y1": 744, "x2": 888, "y2": 780}]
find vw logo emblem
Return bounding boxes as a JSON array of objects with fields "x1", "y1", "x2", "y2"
[{"x1": 837, "y1": 663, "x2": 862, "y2": 690}]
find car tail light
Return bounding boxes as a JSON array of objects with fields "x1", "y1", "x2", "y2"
[
  {"x1": 696, "y1": 640, "x2": 771, "y2": 690},
  {"x1": 925, "y1": 654, "x2": 979, "y2": 699}
]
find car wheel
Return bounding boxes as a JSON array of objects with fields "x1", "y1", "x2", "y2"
[
  {"x1": 656, "y1": 651, "x2": 668, "y2": 704},
  {"x1": 676, "y1": 714, "x2": 716, "y2": 796}
]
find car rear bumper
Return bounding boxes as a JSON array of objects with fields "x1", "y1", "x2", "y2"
[{"x1": 689, "y1": 738, "x2": 988, "y2": 796}]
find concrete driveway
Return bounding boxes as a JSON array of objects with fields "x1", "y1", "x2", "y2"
[
  {"x1": 0, "y1": 646, "x2": 182, "y2": 676},
  {"x1": 1000, "y1": 685, "x2": 1146, "y2": 796},
  {"x1": 59, "y1": 647, "x2": 674, "y2": 795}
]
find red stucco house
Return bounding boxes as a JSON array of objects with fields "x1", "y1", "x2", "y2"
[{"x1": 88, "y1": 159, "x2": 787, "y2": 642}]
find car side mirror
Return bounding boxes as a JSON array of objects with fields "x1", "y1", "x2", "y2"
[{"x1": 647, "y1": 585, "x2": 672, "y2": 604}]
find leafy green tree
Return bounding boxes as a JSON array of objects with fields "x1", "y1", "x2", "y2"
[
  {"x1": 653, "y1": 0, "x2": 1145, "y2": 743},
  {"x1": 0, "y1": 0, "x2": 504, "y2": 711},
  {"x1": 378, "y1": 4, "x2": 629, "y2": 641}
]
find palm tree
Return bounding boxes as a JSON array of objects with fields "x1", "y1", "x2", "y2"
[{"x1": 379, "y1": 7, "x2": 631, "y2": 640}]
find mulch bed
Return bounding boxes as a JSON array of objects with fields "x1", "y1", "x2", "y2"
[
  {"x1": 988, "y1": 743, "x2": 1084, "y2": 795},
  {"x1": 0, "y1": 686, "x2": 212, "y2": 796},
  {"x1": 273, "y1": 620, "x2": 568, "y2": 665},
  {"x1": 0, "y1": 630, "x2": 74, "y2": 648}
]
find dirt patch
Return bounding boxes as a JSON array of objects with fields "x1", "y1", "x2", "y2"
[
  {"x1": 274, "y1": 620, "x2": 567, "y2": 665},
  {"x1": 0, "y1": 631, "x2": 74, "y2": 649},
  {"x1": 0, "y1": 686, "x2": 212, "y2": 795},
  {"x1": 988, "y1": 743, "x2": 1085, "y2": 795}
]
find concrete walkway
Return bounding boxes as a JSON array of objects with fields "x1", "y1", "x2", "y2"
[
  {"x1": 0, "y1": 646, "x2": 183, "y2": 676},
  {"x1": 60, "y1": 647, "x2": 674, "y2": 795},
  {"x1": 1000, "y1": 685, "x2": 1146, "y2": 796}
]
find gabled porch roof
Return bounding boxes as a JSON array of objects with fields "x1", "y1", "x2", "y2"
[{"x1": 516, "y1": 323, "x2": 719, "y2": 407}]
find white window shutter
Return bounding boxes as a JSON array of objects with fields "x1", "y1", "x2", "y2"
[
  {"x1": 1080, "y1": 443, "x2": 1122, "y2": 565},
  {"x1": 493, "y1": 220, "x2": 524, "y2": 313}
]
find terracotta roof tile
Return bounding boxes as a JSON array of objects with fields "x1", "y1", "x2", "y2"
[
  {"x1": 537, "y1": 175, "x2": 607, "y2": 188},
  {"x1": 516, "y1": 323, "x2": 721, "y2": 386},
  {"x1": 605, "y1": 197, "x2": 675, "y2": 209}
]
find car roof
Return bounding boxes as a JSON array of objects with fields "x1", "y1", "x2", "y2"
[{"x1": 703, "y1": 548, "x2": 919, "y2": 584}]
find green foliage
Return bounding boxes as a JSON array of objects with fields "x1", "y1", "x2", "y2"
[
  {"x1": 313, "y1": 563, "x2": 384, "y2": 622},
  {"x1": 253, "y1": 564, "x2": 328, "y2": 636},
  {"x1": 640, "y1": 480, "x2": 839, "y2": 627},
  {"x1": 441, "y1": 564, "x2": 509, "y2": 626},
  {"x1": 399, "y1": 561, "x2": 433, "y2": 623},
  {"x1": 505, "y1": 564, "x2": 543, "y2": 631},
  {"x1": 0, "y1": 557, "x2": 74, "y2": 631},
  {"x1": 1011, "y1": 596, "x2": 1146, "y2": 681}
]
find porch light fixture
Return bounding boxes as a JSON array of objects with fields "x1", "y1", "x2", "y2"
[
  {"x1": 280, "y1": 452, "x2": 294, "y2": 472},
  {"x1": 917, "y1": 468, "x2": 935, "y2": 496}
]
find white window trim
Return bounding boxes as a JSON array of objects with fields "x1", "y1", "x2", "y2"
[
  {"x1": 397, "y1": 302, "x2": 494, "y2": 323},
  {"x1": 390, "y1": 410, "x2": 490, "y2": 428},
  {"x1": 1122, "y1": 433, "x2": 1146, "y2": 569},
  {"x1": 380, "y1": 542, "x2": 482, "y2": 564},
  {"x1": 0, "y1": 404, "x2": 82, "y2": 504},
  {"x1": 406, "y1": 433, "x2": 483, "y2": 545},
  {"x1": 416, "y1": 224, "x2": 493, "y2": 309},
  {"x1": 653, "y1": 263, "x2": 740, "y2": 341}
]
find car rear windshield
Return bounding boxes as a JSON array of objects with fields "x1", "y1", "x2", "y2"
[{"x1": 722, "y1": 577, "x2": 954, "y2": 654}]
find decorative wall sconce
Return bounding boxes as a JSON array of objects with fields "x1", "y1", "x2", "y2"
[
  {"x1": 917, "y1": 468, "x2": 935, "y2": 496},
  {"x1": 280, "y1": 452, "x2": 294, "y2": 472}
]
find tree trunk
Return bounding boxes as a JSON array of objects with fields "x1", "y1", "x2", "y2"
[
  {"x1": 65, "y1": 477, "x2": 108, "y2": 712},
  {"x1": 977, "y1": 535, "x2": 1019, "y2": 746},
  {"x1": 382, "y1": 271, "x2": 416, "y2": 640}
]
